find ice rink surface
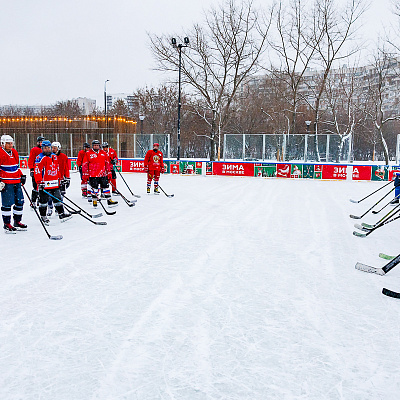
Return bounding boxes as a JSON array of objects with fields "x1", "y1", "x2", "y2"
[{"x1": 1, "y1": 173, "x2": 400, "y2": 399}]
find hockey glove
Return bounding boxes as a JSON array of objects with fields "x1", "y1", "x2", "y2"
[
  {"x1": 0, "y1": 181, "x2": 5, "y2": 192},
  {"x1": 20, "y1": 175, "x2": 27, "y2": 185},
  {"x1": 38, "y1": 182, "x2": 45, "y2": 191},
  {"x1": 30, "y1": 169, "x2": 34, "y2": 177},
  {"x1": 111, "y1": 158, "x2": 117, "y2": 165},
  {"x1": 63, "y1": 178, "x2": 70, "y2": 189},
  {"x1": 161, "y1": 168, "x2": 165, "y2": 174}
]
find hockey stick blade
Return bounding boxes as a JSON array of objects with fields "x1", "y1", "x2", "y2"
[
  {"x1": 354, "y1": 223, "x2": 370, "y2": 232},
  {"x1": 362, "y1": 222, "x2": 375, "y2": 229},
  {"x1": 133, "y1": 194, "x2": 141, "y2": 198},
  {"x1": 91, "y1": 213, "x2": 103, "y2": 218},
  {"x1": 349, "y1": 199, "x2": 359, "y2": 203},
  {"x1": 50, "y1": 235, "x2": 63, "y2": 240},
  {"x1": 349, "y1": 214, "x2": 361, "y2": 219},
  {"x1": 382, "y1": 288, "x2": 400, "y2": 298},
  {"x1": 379, "y1": 253, "x2": 395, "y2": 260},
  {"x1": 94, "y1": 221, "x2": 107, "y2": 225},
  {"x1": 355, "y1": 262, "x2": 386, "y2": 275},
  {"x1": 353, "y1": 231, "x2": 367, "y2": 238}
]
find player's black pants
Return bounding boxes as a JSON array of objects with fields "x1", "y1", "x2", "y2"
[
  {"x1": 88, "y1": 177, "x2": 111, "y2": 199},
  {"x1": 38, "y1": 188, "x2": 64, "y2": 216}
]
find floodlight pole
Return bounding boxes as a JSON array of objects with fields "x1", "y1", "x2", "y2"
[{"x1": 172, "y1": 37, "x2": 189, "y2": 160}]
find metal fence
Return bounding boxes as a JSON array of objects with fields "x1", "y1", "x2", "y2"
[
  {"x1": 224, "y1": 134, "x2": 351, "y2": 162},
  {"x1": 11, "y1": 132, "x2": 170, "y2": 159}
]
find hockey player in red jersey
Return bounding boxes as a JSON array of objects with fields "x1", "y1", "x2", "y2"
[
  {"x1": 102, "y1": 142, "x2": 118, "y2": 194},
  {"x1": 28, "y1": 136, "x2": 45, "y2": 206},
  {"x1": 0, "y1": 135, "x2": 27, "y2": 233},
  {"x1": 144, "y1": 143, "x2": 164, "y2": 194},
  {"x1": 77, "y1": 142, "x2": 90, "y2": 197},
  {"x1": 34, "y1": 140, "x2": 72, "y2": 224},
  {"x1": 82, "y1": 140, "x2": 118, "y2": 208},
  {"x1": 46, "y1": 142, "x2": 71, "y2": 216}
]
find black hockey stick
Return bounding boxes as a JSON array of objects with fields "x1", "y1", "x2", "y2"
[
  {"x1": 355, "y1": 253, "x2": 400, "y2": 275},
  {"x1": 44, "y1": 191, "x2": 107, "y2": 225},
  {"x1": 362, "y1": 203, "x2": 400, "y2": 229},
  {"x1": 382, "y1": 288, "x2": 400, "y2": 298},
  {"x1": 349, "y1": 187, "x2": 395, "y2": 219},
  {"x1": 22, "y1": 185, "x2": 63, "y2": 240},
  {"x1": 63, "y1": 195, "x2": 102, "y2": 218},
  {"x1": 353, "y1": 210, "x2": 400, "y2": 237},
  {"x1": 372, "y1": 192, "x2": 400, "y2": 214},
  {"x1": 92, "y1": 193, "x2": 116, "y2": 216},
  {"x1": 109, "y1": 181, "x2": 136, "y2": 207},
  {"x1": 158, "y1": 184, "x2": 174, "y2": 198},
  {"x1": 114, "y1": 166, "x2": 141, "y2": 198},
  {"x1": 349, "y1": 180, "x2": 392, "y2": 203}
]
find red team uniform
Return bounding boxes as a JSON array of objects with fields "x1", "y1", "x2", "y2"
[
  {"x1": 34, "y1": 140, "x2": 71, "y2": 222},
  {"x1": 102, "y1": 143, "x2": 118, "y2": 193},
  {"x1": 82, "y1": 140, "x2": 118, "y2": 207},
  {"x1": 144, "y1": 143, "x2": 164, "y2": 194},
  {"x1": 0, "y1": 136, "x2": 26, "y2": 232},
  {"x1": 77, "y1": 143, "x2": 90, "y2": 197},
  {"x1": 28, "y1": 136, "x2": 45, "y2": 204}
]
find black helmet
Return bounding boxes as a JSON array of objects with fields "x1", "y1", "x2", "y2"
[
  {"x1": 83, "y1": 142, "x2": 90, "y2": 148},
  {"x1": 92, "y1": 140, "x2": 101, "y2": 146},
  {"x1": 102, "y1": 142, "x2": 109, "y2": 148},
  {"x1": 37, "y1": 136, "x2": 45, "y2": 142}
]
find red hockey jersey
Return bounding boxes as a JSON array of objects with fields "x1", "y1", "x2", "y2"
[
  {"x1": 104, "y1": 147, "x2": 118, "y2": 170},
  {"x1": 76, "y1": 149, "x2": 87, "y2": 168},
  {"x1": 28, "y1": 146, "x2": 42, "y2": 169},
  {"x1": 144, "y1": 149, "x2": 164, "y2": 171},
  {"x1": 0, "y1": 147, "x2": 22, "y2": 184},
  {"x1": 82, "y1": 149, "x2": 110, "y2": 178},
  {"x1": 56, "y1": 152, "x2": 70, "y2": 179},
  {"x1": 34, "y1": 153, "x2": 61, "y2": 189}
]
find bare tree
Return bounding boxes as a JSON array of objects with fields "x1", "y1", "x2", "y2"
[
  {"x1": 323, "y1": 64, "x2": 366, "y2": 161},
  {"x1": 310, "y1": 0, "x2": 365, "y2": 137},
  {"x1": 149, "y1": 0, "x2": 273, "y2": 160},
  {"x1": 109, "y1": 99, "x2": 130, "y2": 116},
  {"x1": 364, "y1": 47, "x2": 400, "y2": 164},
  {"x1": 269, "y1": 0, "x2": 323, "y2": 135}
]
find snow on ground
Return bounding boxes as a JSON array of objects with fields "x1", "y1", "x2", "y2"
[{"x1": 1, "y1": 173, "x2": 400, "y2": 399}]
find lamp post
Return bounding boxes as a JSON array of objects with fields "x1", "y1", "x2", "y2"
[
  {"x1": 139, "y1": 115, "x2": 145, "y2": 134},
  {"x1": 104, "y1": 79, "x2": 110, "y2": 116},
  {"x1": 171, "y1": 36, "x2": 189, "y2": 160},
  {"x1": 305, "y1": 120, "x2": 311, "y2": 162}
]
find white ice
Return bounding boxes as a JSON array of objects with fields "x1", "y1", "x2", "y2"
[{"x1": 1, "y1": 173, "x2": 400, "y2": 399}]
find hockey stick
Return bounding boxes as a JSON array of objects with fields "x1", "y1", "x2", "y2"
[
  {"x1": 355, "y1": 253, "x2": 400, "y2": 275},
  {"x1": 114, "y1": 166, "x2": 141, "y2": 198},
  {"x1": 63, "y1": 195, "x2": 102, "y2": 218},
  {"x1": 379, "y1": 253, "x2": 395, "y2": 260},
  {"x1": 382, "y1": 288, "x2": 400, "y2": 298},
  {"x1": 372, "y1": 192, "x2": 400, "y2": 214},
  {"x1": 92, "y1": 193, "x2": 116, "y2": 216},
  {"x1": 349, "y1": 187, "x2": 395, "y2": 219},
  {"x1": 22, "y1": 185, "x2": 63, "y2": 240},
  {"x1": 362, "y1": 203, "x2": 400, "y2": 229},
  {"x1": 109, "y1": 181, "x2": 136, "y2": 207},
  {"x1": 353, "y1": 210, "x2": 400, "y2": 237},
  {"x1": 44, "y1": 190, "x2": 107, "y2": 225},
  {"x1": 349, "y1": 180, "x2": 392, "y2": 203},
  {"x1": 158, "y1": 184, "x2": 174, "y2": 198}
]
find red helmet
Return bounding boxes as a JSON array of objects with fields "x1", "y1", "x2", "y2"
[{"x1": 153, "y1": 143, "x2": 160, "y2": 147}]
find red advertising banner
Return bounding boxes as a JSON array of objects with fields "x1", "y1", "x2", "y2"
[
  {"x1": 212, "y1": 162, "x2": 254, "y2": 176},
  {"x1": 170, "y1": 162, "x2": 180, "y2": 174},
  {"x1": 322, "y1": 164, "x2": 347, "y2": 180},
  {"x1": 352, "y1": 166, "x2": 372, "y2": 180},
  {"x1": 389, "y1": 167, "x2": 400, "y2": 181},
  {"x1": 276, "y1": 164, "x2": 291, "y2": 178},
  {"x1": 19, "y1": 158, "x2": 28, "y2": 169},
  {"x1": 121, "y1": 159, "x2": 146, "y2": 173}
]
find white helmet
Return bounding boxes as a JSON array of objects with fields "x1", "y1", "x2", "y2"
[
  {"x1": 51, "y1": 141, "x2": 61, "y2": 150},
  {"x1": 1, "y1": 135, "x2": 14, "y2": 146}
]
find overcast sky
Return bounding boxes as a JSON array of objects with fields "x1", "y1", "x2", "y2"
[{"x1": 0, "y1": 0, "x2": 396, "y2": 108}]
